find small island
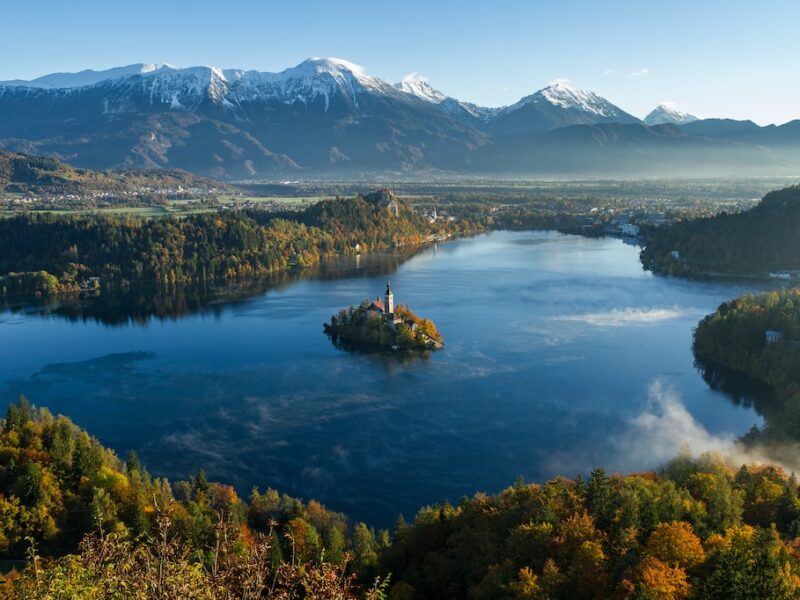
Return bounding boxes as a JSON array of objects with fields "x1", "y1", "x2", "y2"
[{"x1": 324, "y1": 282, "x2": 443, "y2": 351}]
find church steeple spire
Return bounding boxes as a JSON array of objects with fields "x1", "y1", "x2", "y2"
[{"x1": 384, "y1": 281, "x2": 394, "y2": 317}]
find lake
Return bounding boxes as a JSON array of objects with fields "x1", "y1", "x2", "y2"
[{"x1": 0, "y1": 231, "x2": 773, "y2": 526}]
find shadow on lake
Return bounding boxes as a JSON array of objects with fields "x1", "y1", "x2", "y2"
[
  {"x1": 694, "y1": 355, "x2": 778, "y2": 420},
  {"x1": 1, "y1": 248, "x2": 424, "y2": 327},
  {"x1": 324, "y1": 332, "x2": 432, "y2": 366}
]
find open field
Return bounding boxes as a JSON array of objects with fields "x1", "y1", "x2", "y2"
[
  {"x1": 216, "y1": 194, "x2": 325, "y2": 205},
  {"x1": 0, "y1": 195, "x2": 330, "y2": 218},
  {"x1": 4, "y1": 178, "x2": 798, "y2": 220}
]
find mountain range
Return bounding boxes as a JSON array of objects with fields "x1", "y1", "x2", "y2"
[{"x1": 1, "y1": 58, "x2": 799, "y2": 179}]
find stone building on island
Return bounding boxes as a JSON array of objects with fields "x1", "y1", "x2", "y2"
[{"x1": 367, "y1": 281, "x2": 401, "y2": 324}]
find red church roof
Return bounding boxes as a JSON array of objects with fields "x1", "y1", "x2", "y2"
[{"x1": 369, "y1": 298, "x2": 385, "y2": 312}]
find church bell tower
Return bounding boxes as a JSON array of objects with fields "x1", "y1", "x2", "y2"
[{"x1": 385, "y1": 281, "x2": 394, "y2": 318}]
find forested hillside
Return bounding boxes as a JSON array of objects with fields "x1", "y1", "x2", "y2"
[
  {"x1": 641, "y1": 184, "x2": 800, "y2": 277},
  {"x1": 0, "y1": 398, "x2": 388, "y2": 597},
  {"x1": 694, "y1": 288, "x2": 800, "y2": 444},
  {"x1": 4, "y1": 399, "x2": 800, "y2": 598},
  {"x1": 374, "y1": 457, "x2": 800, "y2": 599},
  {"x1": 0, "y1": 191, "x2": 479, "y2": 297},
  {"x1": 0, "y1": 151, "x2": 225, "y2": 196}
]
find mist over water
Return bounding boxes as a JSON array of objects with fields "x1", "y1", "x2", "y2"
[{"x1": 0, "y1": 231, "x2": 775, "y2": 525}]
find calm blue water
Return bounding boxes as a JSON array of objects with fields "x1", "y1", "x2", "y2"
[{"x1": 0, "y1": 231, "x2": 771, "y2": 525}]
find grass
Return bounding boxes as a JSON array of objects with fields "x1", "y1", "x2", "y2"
[{"x1": 0, "y1": 206, "x2": 171, "y2": 218}]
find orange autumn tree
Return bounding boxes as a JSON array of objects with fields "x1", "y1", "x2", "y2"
[
  {"x1": 629, "y1": 556, "x2": 691, "y2": 600},
  {"x1": 644, "y1": 521, "x2": 706, "y2": 569}
]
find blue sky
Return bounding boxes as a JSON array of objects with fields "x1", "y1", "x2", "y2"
[{"x1": 2, "y1": 0, "x2": 799, "y2": 124}]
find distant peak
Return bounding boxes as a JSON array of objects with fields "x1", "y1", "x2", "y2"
[
  {"x1": 298, "y1": 57, "x2": 367, "y2": 75},
  {"x1": 545, "y1": 79, "x2": 575, "y2": 90},
  {"x1": 533, "y1": 81, "x2": 615, "y2": 115},
  {"x1": 538, "y1": 80, "x2": 592, "y2": 99},
  {"x1": 644, "y1": 102, "x2": 698, "y2": 126},
  {"x1": 394, "y1": 72, "x2": 447, "y2": 103}
]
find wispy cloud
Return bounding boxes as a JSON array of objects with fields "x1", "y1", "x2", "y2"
[
  {"x1": 629, "y1": 68, "x2": 650, "y2": 77},
  {"x1": 603, "y1": 68, "x2": 615, "y2": 77},
  {"x1": 620, "y1": 381, "x2": 735, "y2": 463},
  {"x1": 552, "y1": 306, "x2": 690, "y2": 327},
  {"x1": 614, "y1": 381, "x2": 800, "y2": 473},
  {"x1": 401, "y1": 71, "x2": 428, "y2": 84}
]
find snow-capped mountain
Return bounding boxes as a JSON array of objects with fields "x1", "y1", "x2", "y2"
[
  {"x1": 644, "y1": 103, "x2": 698, "y2": 126},
  {"x1": 0, "y1": 58, "x2": 489, "y2": 177},
  {"x1": 392, "y1": 73, "x2": 499, "y2": 122},
  {"x1": 524, "y1": 81, "x2": 623, "y2": 117},
  {"x1": 222, "y1": 57, "x2": 399, "y2": 110},
  {"x1": 1, "y1": 58, "x2": 794, "y2": 177},
  {"x1": 2, "y1": 58, "x2": 402, "y2": 114},
  {"x1": 488, "y1": 81, "x2": 640, "y2": 135},
  {"x1": 394, "y1": 73, "x2": 447, "y2": 103},
  {"x1": 0, "y1": 60, "x2": 633, "y2": 127}
]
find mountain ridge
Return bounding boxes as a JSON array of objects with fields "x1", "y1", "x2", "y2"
[{"x1": 2, "y1": 58, "x2": 800, "y2": 178}]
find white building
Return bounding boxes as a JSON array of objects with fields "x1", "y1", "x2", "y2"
[{"x1": 765, "y1": 330, "x2": 784, "y2": 344}]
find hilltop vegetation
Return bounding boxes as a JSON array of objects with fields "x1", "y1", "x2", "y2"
[
  {"x1": 0, "y1": 150, "x2": 225, "y2": 197},
  {"x1": 5, "y1": 399, "x2": 800, "y2": 598},
  {"x1": 376, "y1": 457, "x2": 800, "y2": 599},
  {"x1": 0, "y1": 191, "x2": 479, "y2": 297},
  {"x1": 641, "y1": 184, "x2": 800, "y2": 277},
  {"x1": 642, "y1": 186, "x2": 800, "y2": 275},
  {"x1": 0, "y1": 398, "x2": 388, "y2": 598},
  {"x1": 694, "y1": 288, "x2": 800, "y2": 444}
]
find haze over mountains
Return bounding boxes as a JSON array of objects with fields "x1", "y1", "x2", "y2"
[{"x1": 1, "y1": 58, "x2": 799, "y2": 179}]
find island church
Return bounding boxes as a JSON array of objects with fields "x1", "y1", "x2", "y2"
[{"x1": 368, "y1": 282, "x2": 401, "y2": 324}]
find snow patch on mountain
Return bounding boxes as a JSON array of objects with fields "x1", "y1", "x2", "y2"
[
  {"x1": 508, "y1": 80, "x2": 623, "y2": 118},
  {"x1": 394, "y1": 73, "x2": 447, "y2": 103},
  {"x1": 644, "y1": 102, "x2": 698, "y2": 126}
]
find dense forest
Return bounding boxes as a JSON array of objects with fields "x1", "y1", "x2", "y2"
[
  {"x1": 0, "y1": 398, "x2": 389, "y2": 598},
  {"x1": 641, "y1": 184, "x2": 800, "y2": 277},
  {"x1": 694, "y1": 288, "x2": 800, "y2": 444},
  {"x1": 325, "y1": 302, "x2": 443, "y2": 351},
  {"x1": 4, "y1": 399, "x2": 800, "y2": 598},
  {"x1": 0, "y1": 190, "x2": 480, "y2": 297},
  {"x1": 376, "y1": 457, "x2": 800, "y2": 599}
]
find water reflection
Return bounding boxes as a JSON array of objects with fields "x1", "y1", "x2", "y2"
[
  {"x1": 1, "y1": 248, "x2": 423, "y2": 327},
  {"x1": 694, "y1": 356, "x2": 778, "y2": 420},
  {"x1": 325, "y1": 334, "x2": 432, "y2": 364}
]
